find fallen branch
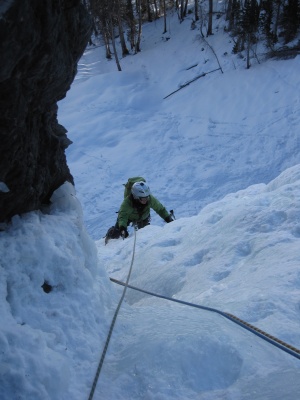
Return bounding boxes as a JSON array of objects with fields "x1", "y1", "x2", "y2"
[
  {"x1": 186, "y1": 63, "x2": 198, "y2": 70},
  {"x1": 163, "y1": 67, "x2": 221, "y2": 99},
  {"x1": 202, "y1": 37, "x2": 223, "y2": 74}
]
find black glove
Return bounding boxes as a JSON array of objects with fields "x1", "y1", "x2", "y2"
[
  {"x1": 119, "y1": 226, "x2": 129, "y2": 238},
  {"x1": 164, "y1": 215, "x2": 173, "y2": 223}
]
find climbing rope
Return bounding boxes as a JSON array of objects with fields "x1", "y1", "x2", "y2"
[
  {"x1": 88, "y1": 229, "x2": 137, "y2": 400},
  {"x1": 88, "y1": 226, "x2": 299, "y2": 399},
  {"x1": 110, "y1": 277, "x2": 300, "y2": 361}
]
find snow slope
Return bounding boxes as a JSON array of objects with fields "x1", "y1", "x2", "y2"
[{"x1": 60, "y1": 13, "x2": 300, "y2": 240}]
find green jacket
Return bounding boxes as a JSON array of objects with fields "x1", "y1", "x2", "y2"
[{"x1": 118, "y1": 194, "x2": 169, "y2": 228}]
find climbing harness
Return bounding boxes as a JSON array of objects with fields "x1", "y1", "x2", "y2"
[
  {"x1": 109, "y1": 277, "x2": 300, "y2": 361},
  {"x1": 88, "y1": 229, "x2": 137, "y2": 400}
]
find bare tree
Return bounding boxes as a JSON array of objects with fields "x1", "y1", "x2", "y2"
[
  {"x1": 194, "y1": 0, "x2": 199, "y2": 21},
  {"x1": 163, "y1": 0, "x2": 167, "y2": 33},
  {"x1": 183, "y1": 0, "x2": 188, "y2": 16},
  {"x1": 125, "y1": 0, "x2": 136, "y2": 50},
  {"x1": 135, "y1": 0, "x2": 143, "y2": 52},
  {"x1": 115, "y1": 0, "x2": 129, "y2": 56},
  {"x1": 273, "y1": 0, "x2": 282, "y2": 37},
  {"x1": 226, "y1": 0, "x2": 233, "y2": 22},
  {"x1": 207, "y1": 0, "x2": 213, "y2": 36},
  {"x1": 179, "y1": 0, "x2": 184, "y2": 21},
  {"x1": 153, "y1": 0, "x2": 159, "y2": 18},
  {"x1": 146, "y1": 0, "x2": 153, "y2": 21},
  {"x1": 109, "y1": 0, "x2": 124, "y2": 70},
  {"x1": 89, "y1": 0, "x2": 124, "y2": 69}
]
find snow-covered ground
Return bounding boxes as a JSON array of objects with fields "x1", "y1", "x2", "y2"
[{"x1": 1, "y1": 8, "x2": 300, "y2": 400}]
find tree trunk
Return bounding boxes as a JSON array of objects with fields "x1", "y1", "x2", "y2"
[
  {"x1": 246, "y1": 33, "x2": 251, "y2": 69},
  {"x1": 146, "y1": 0, "x2": 153, "y2": 21},
  {"x1": 118, "y1": 19, "x2": 129, "y2": 56},
  {"x1": 207, "y1": 0, "x2": 213, "y2": 35},
  {"x1": 180, "y1": 0, "x2": 184, "y2": 21},
  {"x1": 126, "y1": 0, "x2": 136, "y2": 50},
  {"x1": 163, "y1": 0, "x2": 167, "y2": 33},
  {"x1": 116, "y1": 0, "x2": 129, "y2": 56},
  {"x1": 183, "y1": 0, "x2": 188, "y2": 17},
  {"x1": 153, "y1": 0, "x2": 159, "y2": 18},
  {"x1": 135, "y1": 0, "x2": 142, "y2": 53},
  {"x1": 194, "y1": 0, "x2": 199, "y2": 21},
  {"x1": 102, "y1": 20, "x2": 112, "y2": 59},
  {"x1": 226, "y1": 0, "x2": 232, "y2": 21},
  {"x1": 228, "y1": 0, "x2": 237, "y2": 31},
  {"x1": 110, "y1": 17, "x2": 122, "y2": 71},
  {"x1": 273, "y1": 0, "x2": 282, "y2": 37}
]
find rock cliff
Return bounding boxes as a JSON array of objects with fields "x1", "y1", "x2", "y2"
[{"x1": 0, "y1": 0, "x2": 92, "y2": 221}]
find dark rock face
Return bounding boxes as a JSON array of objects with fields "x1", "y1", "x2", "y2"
[{"x1": 0, "y1": 0, "x2": 92, "y2": 222}]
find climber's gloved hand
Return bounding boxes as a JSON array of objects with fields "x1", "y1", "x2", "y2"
[
  {"x1": 164, "y1": 215, "x2": 174, "y2": 223},
  {"x1": 120, "y1": 226, "x2": 129, "y2": 238}
]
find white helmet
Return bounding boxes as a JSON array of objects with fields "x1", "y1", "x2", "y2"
[{"x1": 131, "y1": 182, "x2": 151, "y2": 199}]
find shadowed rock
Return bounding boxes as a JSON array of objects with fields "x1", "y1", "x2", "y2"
[{"x1": 0, "y1": 0, "x2": 92, "y2": 221}]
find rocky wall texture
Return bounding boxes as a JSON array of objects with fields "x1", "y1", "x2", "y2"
[{"x1": 0, "y1": 0, "x2": 92, "y2": 221}]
